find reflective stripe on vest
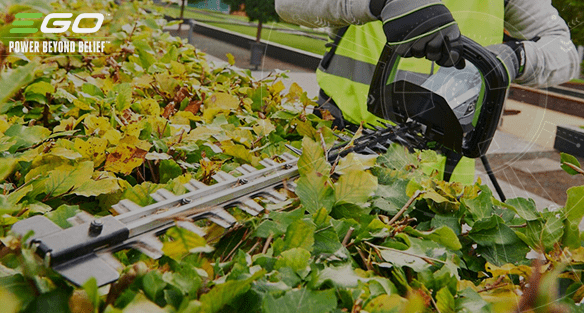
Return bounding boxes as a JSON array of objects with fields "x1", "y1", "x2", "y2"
[{"x1": 316, "y1": 0, "x2": 505, "y2": 126}]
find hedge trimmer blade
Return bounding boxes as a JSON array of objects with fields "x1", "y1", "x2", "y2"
[{"x1": 11, "y1": 123, "x2": 426, "y2": 287}]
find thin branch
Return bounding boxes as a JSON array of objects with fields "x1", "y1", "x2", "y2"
[
  {"x1": 388, "y1": 190, "x2": 424, "y2": 225},
  {"x1": 563, "y1": 162, "x2": 584, "y2": 176},
  {"x1": 262, "y1": 234, "x2": 273, "y2": 254},
  {"x1": 342, "y1": 227, "x2": 354, "y2": 247},
  {"x1": 357, "y1": 247, "x2": 374, "y2": 271}
]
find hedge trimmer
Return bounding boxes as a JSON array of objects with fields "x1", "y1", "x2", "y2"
[{"x1": 11, "y1": 36, "x2": 509, "y2": 287}]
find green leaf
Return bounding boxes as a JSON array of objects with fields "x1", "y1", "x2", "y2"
[
  {"x1": 334, "y1": 152, "x2": 377, "y2": 175},
  {"x1": 314, "y1": 263, "x2": 365, "y2": 288},
  {"x1": 45, "y1": 161, "x2": 94, "y2": 197},
  {"x1": 334, "y1": 170, "x2": 377, "y2": 204},
  {"x1": 46, "y1": 204, "x2": 80, "y2": 228},
  {"x1": 363, "y1": 294, "x2": 405, "y2": 313},
  {"x1": 0, "y1": 287, "x2": 21, "y2": 313},
  {"x1": 374, "y1": 178, "x2": 411, "y2": 216},
  {"x1": 564, "y1": 186, "x2": 584, "y2": 223},
  {"x1": 24, "y1": 81, "x2": 53, "y2": 104},
  {"x1": 162, "y1": 227, "x2": 210, "y2": 261},
  {"x1": 274, "y1": 247, "x2": 311, "y2": 278},
  {"x1": 254, "y1": 209, "x2": 304, "y2": 238},
  {"x1": 121, "y1": 182, "x2": 163, "y2": 207},
  {"x1": 455, "y1": 288, "x2": 490, "y2": 313},
  {"x1": 468, "y1": 215, "x2": 521, "y2": 246},
  {"x1": 82, "y1": 277, "x2": 99, "y2": 310},
  {"x1": 297, "y1": 137, "x2": 330, "y2": 176},
  {"x1": 0, "y1": 184, "x2": 32, "y2": 215},
  {"x1": 262, "y1": 288, "x2": 337, "y2": 313},
  {"x1": 114, "y1": 83, "x2": 132, "y2": 111},
  {"x1": 404, "y1": 226, "x2": 462, "y2": 250},
  {"x1": 4, "y1": 124, "x2": 51, "y2": 153},
  {"x1": 279, "y1": 219, "x2": 315, "y2": 253},
  {"x1": 461, "y1": 185, "x2": 494, "y2": 222},
  {"x1": 505, "y1": 198, "x2": 540, "y2": 221},
  {"x1": 561, "y1": 153, "x2": 582, "y2": 175},
  {"x1": 199, "y1": 270, "x2": 265, "y2": 313},
  {"x1": 21, "y1": 289, "x2": 71, "y2": 313},
  {"x1": 295, "y1": 171, "x2": 334, "y2": 214},
  {"x1": 0, "y1": 62, "x2": 37, "y2": 108},
  {"x1": 82, "y1": 83, "x2": 104, "y2": 98},
  {"x1": 377, "y1": 143, "x2": 418, "y2": 170},
  {"x1": 0, "y1": 275, "x2": 37, "y2": 310},
  {"x1": 436, "y1": 287, "x2": 455, "y2": 313},
  {"x1": 74, "y1": 177, "x2": 121, "y2": 197},
  {"x1": 142, "y1": 271, "x2": 167, "y2": 303},
  {"x1": 476, "y1": 243, "x2": 530, "y2": 266},
  {"x1": 160, "y1": 160, "x2": 182, "y2": 184},
  {"x1": 515, "y1": 215, "x2": 564, "y2": 251}
]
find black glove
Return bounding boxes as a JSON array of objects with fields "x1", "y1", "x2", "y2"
[{"x1": 379, "y1": 0, "x2": 465, "y2": 69}]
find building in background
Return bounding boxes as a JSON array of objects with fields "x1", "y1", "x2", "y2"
[{"x1": 190, "y1": 0, "x2": 230, "y2": 13}]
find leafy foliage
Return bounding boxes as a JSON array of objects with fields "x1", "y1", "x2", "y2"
[{"x1": 1, "y1": 1, "x2": 584, "y2": 312}]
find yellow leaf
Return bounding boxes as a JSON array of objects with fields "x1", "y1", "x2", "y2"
[
  {"x1": 285, "y1": 82, "x2": 304, "y2": 101},
  {"x1": 132, "y1": 75, "x2": 153, "y2": 88},
  {"x1": 53, "y1": 117, "x2": 78, "y2": 132},
  {"x1": 253, "y1": 119, "x2": 276, "y2": 137},
  {"x1": 485, "y1": 263, "x2": 533, "y2": 279},
  {"x1": 103, "y1": 129, "x2": 121, "y2": 146},
  {"x1": 206, "y1": 92, "x2": 239, "y2": 111},
  {"x1": 74, "y1": 177, "x2": 121, "y2": 197},
  {"x1": 162, "y1": 227, "x2": 212, "y2": 260},
  {"x1": 119, "y1": 135, "x2": 152, "y2": 151},
  {"x1": 74, "y1": 137, "x2": 108, "y2": 166},
  {"x1": 170, "y1": 60, "x2": 186, "y2": 75},
  {"x1": 271, "y1": 81, "x2": 286, "y2": 95},
  {"x1": 104, "y1": 144, "x2": 147, "y2": 175},
  {"x1": 334, "y1": 170, "x2": 378, "y2": 204},
  {"x1": 48, "y1": 147, "x2": 82, "y2": 160},
  {"x1": 184, "y1": 126, "x2": 219, "y2": 143},
  {"x1": 335, "y1": 153, "x2": 378, "y2": 175},
  {"x1": 84, "y1": 115, "x2": 111, "y2": 136},
  {"x1": 44, "y1": 161, "x2": 94, "y2": 197},
  {"x1": 223, "y1": 143, "x2": 253, "y2": 164},
  {"x1": 140, "y1": 98, "x2": 160, "y2": 116},
  {"x1": 226, "y1": 53, "x2": 235, "y2": 66},
  {"x1": 171, "y1": 111, "x2": 200, "y2": 125}
]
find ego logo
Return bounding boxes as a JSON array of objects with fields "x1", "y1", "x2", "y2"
[{"x1": 10, "y1": 12, "x2": 104, "y2": 34}]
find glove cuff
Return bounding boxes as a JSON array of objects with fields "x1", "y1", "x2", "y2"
[
  {"x1": 486, "y1": 43, "x2": 520, "y2": 83},
  {"x1": 503, "y1": 40, "x2": 526, "y2": 78},
  {"x1": 381, "y1": 0, "x2": 441, "y2": 21}
]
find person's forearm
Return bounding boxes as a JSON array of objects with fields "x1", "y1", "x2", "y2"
[
  {"x1": 506, "y1": 0, "x2": 580, "y2": 87},
  {"x1": 275, "y1": 0, "x2": 378, "y2": 28}
]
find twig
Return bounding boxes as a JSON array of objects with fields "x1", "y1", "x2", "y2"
[
  {"x1": 430, "y1": 293, "x2": 442, "y2": 313},
  {"x1": 262, "y1": 234, "x2": 273, "y2": 254},
  {"x1": 509, "y1": 224, "x2": 527, "y2": 229},
  {"x1": 248, "y1": 240, "x2": 261, "y2": 254},
  {"x1": 342, "y1": 227, "x2": 354, "y2": 247},
  {"x1": 388, "y1": 190, "x2": 424, "y2": 225},
  {"x1": 563, "y1": 162, "x2": 584, "y2": 176},
  {"x1": 365, "y1": 242, "x2": 443, "y2": 265},
  {"x1": 224, "y1": 229, "x2": 249, "y2": 261},
  {"x1": 319, "y1": 130, "x2": 328, "y2": 160},
  {"x1": 357, "y1": 247, "x2": 374, "y2": 271}
]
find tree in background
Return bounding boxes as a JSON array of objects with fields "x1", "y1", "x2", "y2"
[
  {"x1": 224, "y1": 0, "x2": 279, "y2": 42},
  {"x1": 176, "y1": 0, "x2": 204, "y2": 31},
  {"x1": 552, "y1": 0, "x2": 584, "y2": 77}
]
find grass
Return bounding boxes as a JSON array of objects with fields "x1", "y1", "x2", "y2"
[
  {"x1": 155, "y1": 5, "x2": 328, "y2": 55},
  {"x1": 570, "y1": 78, "x2": 584, "y2": 84}
]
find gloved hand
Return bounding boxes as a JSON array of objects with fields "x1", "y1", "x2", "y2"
[
  {"x1": 486, "y1": 42, "x2": 526, "y2": 83},
  {"x1": 379, "y1": 0, "x2": 465, "y2": 69}
]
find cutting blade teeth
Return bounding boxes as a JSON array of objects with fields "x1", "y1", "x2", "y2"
[
  {"x1": 280, "y1": 153, "x2": 296, "y2": 162},
  {"x1": 257, "y1": 190, "x2": 287, "y2": 203},
  {"x1": 176, "y1": 221, "x2": 206, "y2": 236},
  {"x1": 236, "y1": 164, "x2": 257, "y2": 175},
  {"x1": 206, "y1": 208, "x2": 237, "y2": 228},
  {"x1": 124, "y1": 233, "x2": 164, "y2": 259},
  {"x1": 212, "y1": 171, "x2": 236, "y2": 183},
  {"x1": 184, "y1": 179, "x2": 207, "y2": 192},
  {"x1": 67, "y1": 211, "x2": 94, "y2": 226},
  {"x1": 151, "y1": 189, "x2": 178, "y2": 202},
  {"x1": 238, "y1": 198, "x2": 265, "y2": 216},
  {"x1": 260, "y1": 158, "x2": 278, "y2": 168},
  {"x1": 111, "y1": 199, "x2": 142, "y2": 215},
  {"x1": 285, "y1": 180, "x2": 297, "y2": 193}
]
